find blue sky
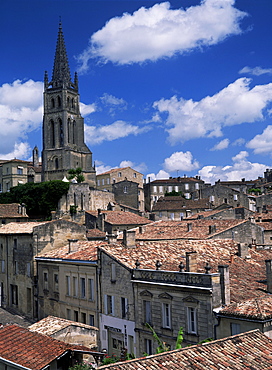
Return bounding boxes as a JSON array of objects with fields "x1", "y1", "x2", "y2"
[{"x1": 1, "y1": 0, "x2": 272, "y2": 184}]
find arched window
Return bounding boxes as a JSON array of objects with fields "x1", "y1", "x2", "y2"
[
  {"x1": 71, "y1": 98, "x2": 75, "y2": 108},
  {"x1": 55, "y1": 158, "x2": 59, "y2": 170},
  {"x1": 50, "y1": 120, "x2": 55, "y2": 147},
  {"x1": 51, "y1": 98, "x2": 55, "y2": 108},
  {"x1": 67, "y1": 118, "x2": 71, "y2": 143},
  {"x1": 57, "y1": 96, "x2": 61, "y2": 107},
  {"x1": 59, "y1": 119, "x2": 64, "y2": 146},
  {"x1": 67, "y1": 96, "x2": 70, "y2": 108},
  {"x1": 73, "y1": 121, "x2": 76, "y2": 144}
]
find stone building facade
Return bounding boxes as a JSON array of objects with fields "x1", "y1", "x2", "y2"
[
  {"x1": 0, "y1": 220, "x2": 86, "y2": 318},
  {"x1": 42, "y1": 22, "x2": 96, "y2": 186}
]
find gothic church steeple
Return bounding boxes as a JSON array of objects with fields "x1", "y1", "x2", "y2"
[{"x1": 41, "y1": 22, "x2": 96, "y2": 186}]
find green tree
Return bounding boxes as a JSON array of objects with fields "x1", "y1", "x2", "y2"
[
  {"x1": 68, "y1": 167, "x2": 85, "y2": 183},
  {"x1": 0, "y1": 180, "x2": 70, "y2": 219},
  {"x1": 145, "y1": 323, "x2": 184, "y2": 354}
]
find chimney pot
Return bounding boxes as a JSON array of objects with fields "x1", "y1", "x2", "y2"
[
  {"x1": 218, "y1": 265, "x2": 230, "y2": 306},
  {"x1": 186, "y1": 251, "x2": 197, "y2": 272},
  {"x1": 123, "y1": 230, "x2": 136, "y2": 248}
]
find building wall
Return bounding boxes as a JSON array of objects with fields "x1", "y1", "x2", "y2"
[
  {"x1": 99, "y1": 250, "x2": 136, "y2": 356},
  {"x1": 37, "y1": 260, "x2": 98, "y2": 331},
  {"x1": 112, "y1": 180, "x2": 139, "y2": 211}
]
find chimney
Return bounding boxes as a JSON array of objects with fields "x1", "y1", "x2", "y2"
[
  {"x1": 107, "y1": 234, "x2": 118, "y2": 244},
  {"x1": 123, "y1": 230, "x2": 136, "y2": 248},
  {"x1": 139, "y1": 226, "x2": 146, "y2": 234},
  {"x1": 266, "y1": 260, "x2": 272, "y2": 293},
  {"x1": 237, "y1": 243, "x2": 249, "y2": 258},
  {"x1": 97, "y1": 210, "x2": 106, "y2": 232},
  {"x1": 218, "y1": 265, "x2": 230, "y2": 306},
  {"x1": 186, "y1": 251, "x2": 197, "y2": 272},
  {"x1": 68, "y1": 239, "x2": 78, "y2": 253},
  {"x1": 187, "y1": 223, "x2": 192, "y2": 232},
  {"x1": 209, "y1": 225, "x2": 216, "y2": 234}
]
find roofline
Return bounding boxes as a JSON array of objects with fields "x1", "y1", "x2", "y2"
[
  {"x1": 35, "y1": 257, "x2": 98, "y2": 265},
  {"x1": 216, "y1": 313, "x2": 272, "y2": 323},
  {"x1": 0, "y1": 356, "x2": 32, "y2": 370}
]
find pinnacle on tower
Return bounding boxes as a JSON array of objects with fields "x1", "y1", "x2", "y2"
[{"x1": 51, "y1": 21, "x2": 72, "y2": 88}]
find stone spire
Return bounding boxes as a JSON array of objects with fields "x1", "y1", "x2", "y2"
[{"x1": 51, "y1": 21, "x2": 72, "y2": 88}]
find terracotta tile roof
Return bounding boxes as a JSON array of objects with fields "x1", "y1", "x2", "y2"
[
  {"x1": 97, "y1": 167, "x2": 141, "y2": 176},
  {"x1": 98, "y1": 330, "x2": 272, "y2": 369},
  {"x1": 0, "y1": 203, "x2": 28, "y2": 218},
  {"x1": 29, "y1": 316, "x2": 98, "y2": 336},
  {"x1": 86, "y1": 229, "x2": 106, "y2": 239},
  {"x1": 185, "y1": 209, "x2": 227, "y2": 219},
  {"x1": 152, "y1": 197, "x2": 210, "y2": 211},
  {"x1": 37, "y1": 240, "x2": 103, "y2": 261},
  {"x1": 148, "y1": 177, "x2": 202, "y2": 184},
  {"x1": 86, "y1": 210, "x2": 152, "y2": 226},
  {"x1": 0, "y1": 221, "x2": 47, "y2": 234},
  {"x1": 0, "y1": 324, "x2": 72, "y2": 370},
  {"x1": 132, "y1": 219, "x2": 247, "y2": 240},
  {"x1": 257, "y1": 222, "x2": 272, "y2": 230},
  {"x1": 254, "y1": 211, "x2": 272, "y2": 221},
  {"x1": 219, "y1": 295, "x2": 272, "y2": 320},
  {"x1": 100, "y1": 239, "x2": 272, "y2": 303}
]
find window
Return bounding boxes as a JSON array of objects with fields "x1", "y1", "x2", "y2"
[
  {"x1": 102, "y1": 179, "x2": 105, "y2": 185},
  {"x1": 185, "y1": 183, "x2": 189, "y2": 190},
  {"x1": 233, "y1": 194, "x2": 238, "y2": 201},
  {"x1": 10, "y1": 284, "x2": 18, "y2": 306},
  {"x1": 74, "y1": 310, "x2": 79, "y2": 322},
  {"x1": 97, "y1": 179, "x2": 100, "y2": 186},
  {"x1": 195, "y1": 183, "x2": 199, "y2": 190},
  {"x1": 162, "y1": 303, "x2": 171, "y2": 328},
  {"x1": 105, "y1": 294, "x2": 115, "y2": 315},
  {"x1": 187, "y1": 307, "x2": 197, "y2": 334},
  {"x1": 43, "y1": 271, "x2": 48, "y2": 290},
  {"x1": 210, "y1": 195, "x2": 215, "y2": 202},
  {"x1": 121, "y1": 297, "x2": 128, "y2": 319},
  {"x1": 66, "y1": 308, "x2": 71, "y2": 320},
  {"x1": 89, "y1": 314, "x2": 94, "y2": 326},
  {"x1": 231, "y1": 323, "x2": 240, "y2": 335},
  {"x1": 14, "y1": 239, "x2": 17, "y2": 250},
  {"x1": 112, "y1": 178, "x2": 116, "y2": 184},
  {"x1": 73, "y1": 276, "x2": 78, "y2": 297},
  {"x1": 54, "y1": 273, "x2": 59, "y2": 292},
  {"x1": 66, "y1": 276, "x2": 71, "y2": 296},
  {"x1": 124, "y1": 186, "x2": 128, "y2": 193},
  {"x1": 88, "y1": 278, "x2": 94, "y2": 300},
  {"x1": 168, "y1": 186, "x2": 172, "y2": 192},
  {"x1": 1, "y1": 260, "x2": 5, "y2": 273},
  {"x1": 118, "y1": 172, "x2": 122, "y2": 177},
  {"x1": 185, "y1": 193, "x2": 190, "y2": 199},
  {"x1": 80, "y1": 277, "x2": 86, "y2": 298},
  {"x1": 144, "y1": 300, "x2": 152, "y2": 324},
  {"x1": 153, "y1": 186, "x2": 157, "y2": 193},
  {"x1": 159, "y1": 212, "x2": 162, "y2": 218},
  {"x1": 17, "y1": 167, "x2": 23, "y2": 175},
  {"x1": 81, "y1": 312, "x2": 86, "y2": 324},
  {"x1": 145, "y1": 339, "x2": 152, "y2": 355},
  {"x1": 180, "y1": 213, "x2": 184, "y2": 220},
  {"x1": 107, "y1": 178, "x2": 110, "y2": 185},
  {"x1": 170, "y1": 213, "x2": 174, "y2": 220},
  {"x1": 14, "y1": 261, "x2": 18, "y2": 275},
  {"x1": 159, "y1": 186, "x2": 163, "y2": 193},
  {"x1": 175, "y1": 186, "x2": 179, "y2": 192},
  {"x1": 133, "y1": 173, "x2": 137, "y2": 178}
]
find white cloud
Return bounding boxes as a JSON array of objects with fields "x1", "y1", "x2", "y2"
[
  {"x1": 239, "y1": 66, "x2": 272, "y2": 76},
  {"x1": 232, "y1": 138, "x2": 245, "y2": 146},
  {"x1": 153, "y1": 78, "x2": 272, "y2": 144},
  {"x1": 163, "y1": 151, "x2": 200, "y2": 172},
  {"x1": 84, "y1": 120, "x2": 150, "y2": 145},
  {"x1": 146, "y1": 170, "x2": 170, "y2": 182},
  {"x1": 79, "y1": 102, "x2": 96, "y2": 116},
  {"x1": 0, "y1": 79, "x2": 43, "y2": 154},
  {"x1": 211, "y1": 138, "x2": 230, "y2": 151},
  {"x1": 77, "y1": 0, "x2": 246, "y2": 69},
  {"x1": 100, "y1": 93, "x2": 127, "y2": 114},
  {"x1": 198, "y1": 150, "x2": 268, "y2": 183},
  {"x1": 0, "y1": 142, "x2": 31, "y2": 160},
  {"x1": 119, "y1": 160, "x2": 147, "y2": 173},
  {"x1": 247, "y1": 125, "x2": 272, "y2": 154}
]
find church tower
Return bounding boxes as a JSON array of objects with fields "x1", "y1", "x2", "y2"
[{"x1": 42, "y1": 22, "x2": 96, "y2": 186}]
